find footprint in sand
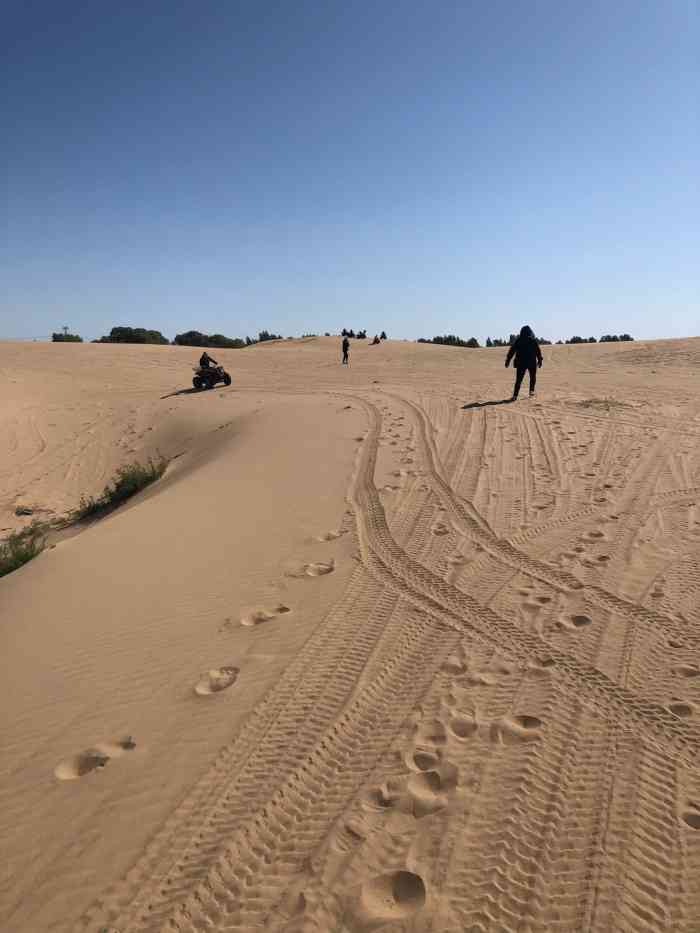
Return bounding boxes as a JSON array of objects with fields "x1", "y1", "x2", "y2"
[
  {"x1": 667, "y1": 701, "x2": 694, "y2": 719},
  {"x1": 412, "y1": 718, "x2": 448, "y2": 748},
  {"x1": 449, "y1": 712, "x2": 479, "y2": 740},
  {"x1": 559, "y1": 613, "x2": 593, "y2": 630},
  {"x1": 447, "y1": 553, "x2": 469, "y2": 572},
  {"x1": 362, "y1": 779, "x2": 406, "y2": 812},
  {"x1": 55, "y1": 736, "x2": 136, "y2": 781},
  {"x1": 431, "y1": 521, "x2": 450, "y2": 537},
  {"x1": 675, "y1": 665, "x2": 700, "y2": 678},
  {"x1": 194, "y1": 666, "x2": 239, "y2": 696},
  {"x1": 442, "y1": 652, "x2": 468, "y2": 675},
  {"x1": 358, "y1": 871, "x2": 426, "y2": 923},
  {"x1": 490, "y1": 714, "x2": 543, "y2": 745},
  {"x1": 240, "y1": 604, "x2": 291, "y2": 627},
  {"x1": 409, "y1": 748, "x2": 441, "y2": 772},
  {"x1": 305, "y1": 560, "x2": 335, "y2": 576},
  {"x1": 286, "y1": 559, "x2": 335, "y2": 578},
  {"x1": 406, "y1": 766, "x2": 456, "y2": 817},
  {"x1": 315, "y1": 529, "x2": 346, "y2": 542},
  {"x1": 681, "y1": 805, "x2": 700, "y2": 830}
]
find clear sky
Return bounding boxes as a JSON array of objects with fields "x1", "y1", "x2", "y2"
[{"x1": 2, "y1": 1, "x2": 697, "y2": 343}]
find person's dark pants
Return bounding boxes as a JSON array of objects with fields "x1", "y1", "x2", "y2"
[
  {"x1": 342, "y1": 351, "x2": 348, "y2": 364},
  {"x1": 513, "y1": 364, "x2": 536, "y2": 398}
]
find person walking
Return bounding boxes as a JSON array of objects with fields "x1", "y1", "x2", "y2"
[
  {"x1": 342, "y1": 336, "x2": 350, "y2": 365},
  {"x1": 505, "y1": 325, "x2": 542, "y2": 400}
]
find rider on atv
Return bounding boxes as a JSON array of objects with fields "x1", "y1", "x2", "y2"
[{"x1": 199, "y1": 351, "x2": 217, "y2": 368}]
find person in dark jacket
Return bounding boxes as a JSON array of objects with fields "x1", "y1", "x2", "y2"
[
  {"x1": 199, "y1": 351, "x2": 217, "y2": 369},
  {"x1": 505, "y1": 325, "x2": 543, "y2": 399},
  {"x1": 341, "y1": 336, "x2": 350, "y2": 364}
]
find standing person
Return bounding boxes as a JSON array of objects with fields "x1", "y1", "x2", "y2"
[
  {"x1": 505, "y1": 325, "x2": 542, "y2": 400},
  {"x1": 342, "y1": 336, "x2": 350, "y2": 365}
]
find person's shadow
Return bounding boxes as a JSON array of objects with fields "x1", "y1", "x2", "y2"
[{"x1": 462, "y1": 399, "x2": 513, "y2": 410}]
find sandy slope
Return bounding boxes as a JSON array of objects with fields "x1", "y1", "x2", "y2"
[{"x1": 1, "y1": 336, "x2": 700, "y2": 932}]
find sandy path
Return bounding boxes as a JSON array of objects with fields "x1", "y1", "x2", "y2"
[{"x1": 1, "y1": 337, "x2": 700, "y2": 932}]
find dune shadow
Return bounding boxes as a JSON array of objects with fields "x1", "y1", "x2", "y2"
[{"x1": 462, "y1": 399, "x2": 513, "y2": 410}]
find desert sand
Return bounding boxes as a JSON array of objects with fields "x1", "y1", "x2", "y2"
[{"x1": 1, "y1": 335, "x2": 699, "y2": 933}]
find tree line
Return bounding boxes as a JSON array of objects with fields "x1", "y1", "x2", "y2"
[
  {"x1": 50, "y1": 326, "x2": 285, "y2": 346},
  {"x1": 417, "y1": 333, "x2": 634, "y2": 348},
  {"x1": 341, "y1": 329, "x2": 387, "y2": 340},
  {"x1": 52, "y1": 326, "x2": 634, "y2": 347}
]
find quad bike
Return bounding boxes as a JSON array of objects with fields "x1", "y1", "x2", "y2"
[{"x1": 192, "y1": 365, "x2": 232, "y2": 390}]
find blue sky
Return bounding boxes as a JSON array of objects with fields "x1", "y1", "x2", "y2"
[{"x1": 2, "y1": 1, "x2": 697, "y2": 342}]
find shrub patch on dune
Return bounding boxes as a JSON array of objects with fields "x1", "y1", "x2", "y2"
[
  {"x1": 75, "y1": 458, "x2": 167, "y2": 520},
  {"x1": 0, "y1": 522, "x2": 48, "y2": 578}
]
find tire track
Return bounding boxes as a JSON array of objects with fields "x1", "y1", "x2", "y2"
[
  {"x1": 389, "y1": 391, "x2": 695, "y2": 667},
  {"x1": 349, "y1": 395, "x2": 698, "y2": 765}
]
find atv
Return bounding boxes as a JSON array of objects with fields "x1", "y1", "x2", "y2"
[{"x1": 192, "y1": 365, "x2": 232, "y2": 390}]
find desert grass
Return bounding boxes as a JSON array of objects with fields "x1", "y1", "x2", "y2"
[
  {"x1": 0, "y1": 522, "x2": 48, "y2": 578},
  {"x1": 75, "y1": 458, "x2": 167, "y2": 520}
]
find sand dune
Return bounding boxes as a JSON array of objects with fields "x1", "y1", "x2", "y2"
[{"x1": 1, "y1": 336, "x2": 700, "y2": 932}]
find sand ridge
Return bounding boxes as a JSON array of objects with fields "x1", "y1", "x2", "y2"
[{"x1": 1, "y1": 336, "x2": 700, "y2": 932}]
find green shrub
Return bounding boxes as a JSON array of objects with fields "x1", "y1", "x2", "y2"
[
  {"x1": 0, "y1": 522, "x2": 47, "y2": 578},
  {"x1": 97, "y1": 327, "x2": 169, "y2": 344},
  {"x1": 173, "y1": 330, "x2": 246, "y2": 348},
  {"x1": 52, "y1": 332, "x2": 83, "y2": 342},
  {"x1": 76, "y1": 458, "x2": 167, "y2": 519}
]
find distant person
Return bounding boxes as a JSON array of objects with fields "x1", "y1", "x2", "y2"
[
  {"x1": 505, "y1": 325, "x2": 542, "y2": 400},
  {"x1": 342, "y1": 336, "x2": 349, "y2": 364},
  {"x1": 200, "y1": 351, "x2": 217, "y2": 369},
  {"x1": 371, "y1": 334, "x2": 380, "y2": 345}
]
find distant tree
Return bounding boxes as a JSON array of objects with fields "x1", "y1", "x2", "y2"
[
  {"x1": 538, "y1": 337, "x2": 552, "y2": 345},
  {"x1": 245, "y1": 335, "x2": 256, "y2": 346},
  {"x1": 98, "y1": 326, "x2": 168, "y2": 344},
  {"x1": 347, "y1": 329, "x2": 356, "y2": 338},
  {"x1": 52, "y1": 332, "x2": 82, "y2": 342},
  {"x1": 619, "y1": 334, "x2": 634, "y2": 341},
  {"x1": 556, "y1": 339, "x2": 564, "y2": 345},
  {"x1": 508, "y1": 334, "x2": 517, "y2": 345},
  {"x1": 380, "y1": 330, "x2": 387, "y2": 340},
  {"x1": 588, "y1": 337, "x2": 597, "y2": 343},
  {"x1": 324, "y1": 332, "x2": 331, "y2": 336},
  {"x1": 600, "y1": 334, "x2": 620, "y2": 343},
  {"x1": 566, "y1": 335, "x2": 585, "y2": 344},
  {"x1": 356, "y1": 329, "x2": 367, "y2": 339},
  {"x1": 174, "y1": 330, "x2": 245, "y2": 349},
  {"x1": 420, "y1": 334, "x2": 480, "y2": 348},
  {"x1": 485, "y1": 337, "x2": 493, "y2": 348},
  {"x1": 258, "y1": 330, "x2": 282, "y2": 342},
  {"x1": 208, "y1": 333, "x2": 245, "y2": 348}
]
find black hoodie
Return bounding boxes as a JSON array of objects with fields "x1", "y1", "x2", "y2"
[{"x1": 506, "y1": 326, "x2": 542, "y2": 369}]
